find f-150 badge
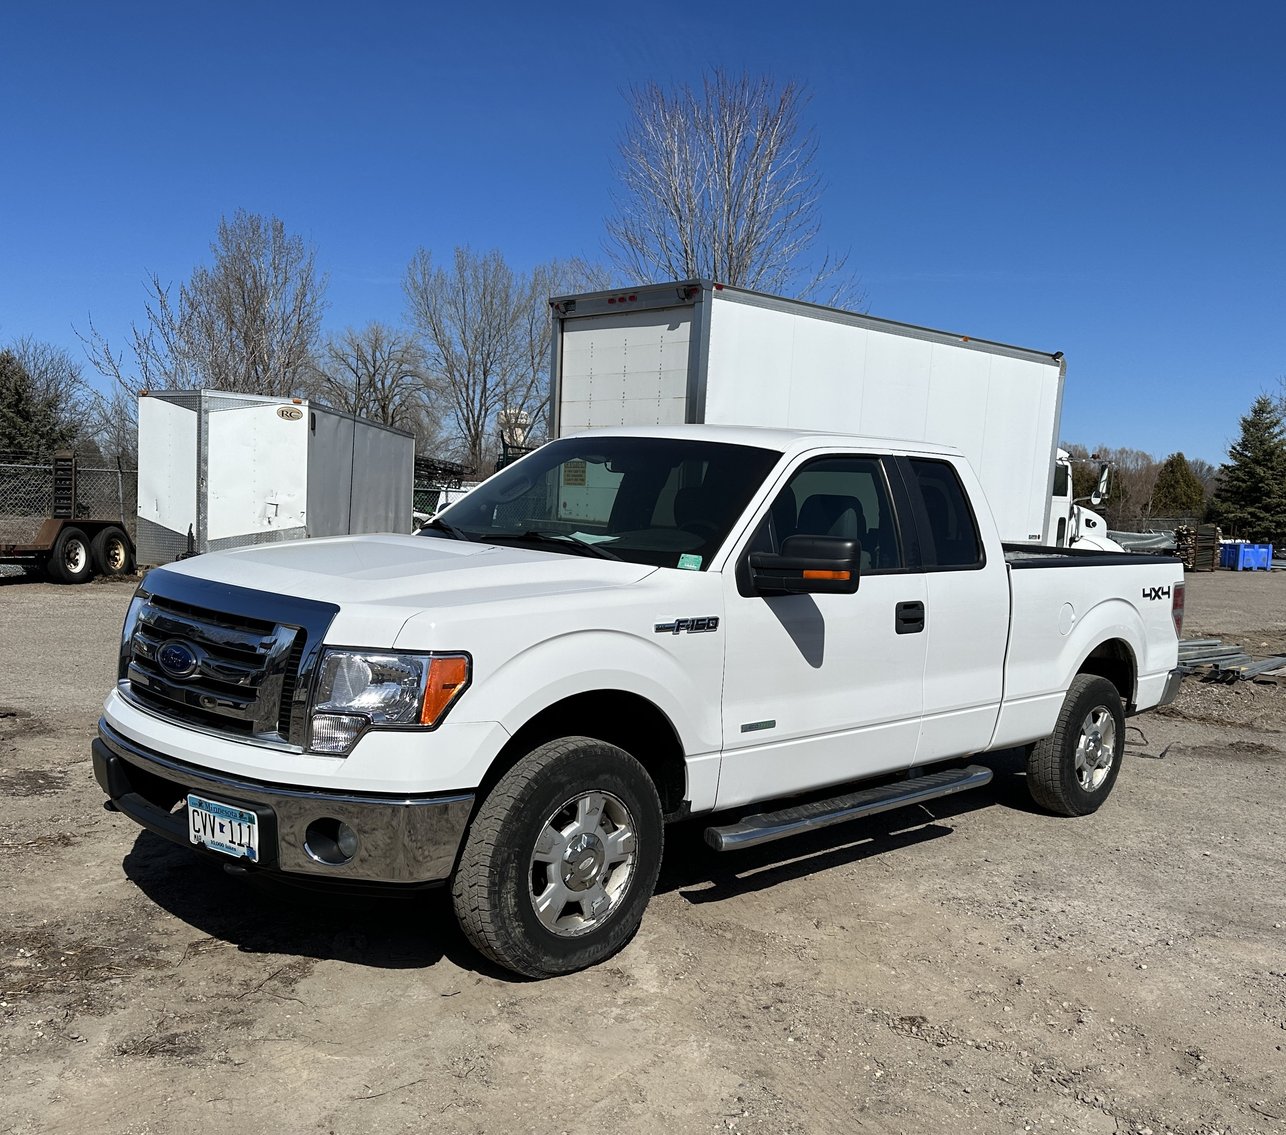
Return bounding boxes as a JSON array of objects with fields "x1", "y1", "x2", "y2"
[{"x1": 655, "y1": 616, "x2": 720, "y2": 634}]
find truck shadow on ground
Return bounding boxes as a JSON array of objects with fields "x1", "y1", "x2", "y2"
[
  {"x1": 659, "y1": 747, "x2": 1036, "y2": 904},
  {"x1": 120, "y1": 749, "x2": 1036, "y2": 977},
  {"x1": 122, "y1": 831, "x2": 478, "y2": 972}
]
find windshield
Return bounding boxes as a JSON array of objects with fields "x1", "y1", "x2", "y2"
[{"x1": 424, "y1": 436, "x2": 781, "y2": 570}]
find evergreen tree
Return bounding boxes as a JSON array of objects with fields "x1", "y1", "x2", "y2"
[
  {"x1": 1151, "y1": 452, "x2": 1207, "y2": 517},
  {"x1": 0, "y1": 349, "x2": 80, "y2": 456},
  {"x1": 1208, "y1": 395, "x2": 1286, "y2": 542}
]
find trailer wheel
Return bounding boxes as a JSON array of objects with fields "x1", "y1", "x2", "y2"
[
  {"x1": 46, "y1": 527, "x2": 94, "y2": 584},
  {"x1": 91, "y1": 526, "x2": 133, "y2": 576},
  {"x1": 451, "y1": 736, "x2": 663, "y2": 978},
  {"x1": 1026, "y1": 674, "x2": 1126, "y2": 816}
]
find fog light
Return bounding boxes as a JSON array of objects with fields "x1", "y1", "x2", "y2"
[
  {"x1": 304, "y1": 818, "x2": 359, "y2": 866},
  {"x1": 310, "y1": 713, "x2": 365, "y2": 754}
]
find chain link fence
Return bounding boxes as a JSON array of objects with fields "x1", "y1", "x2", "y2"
[{"x1": 0, "y1": 460, "x2": 137, "y2": 547}]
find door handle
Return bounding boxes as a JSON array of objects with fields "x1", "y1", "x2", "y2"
[{"x1": 895, "y1": 600, "x2": 925, "y2": 634}]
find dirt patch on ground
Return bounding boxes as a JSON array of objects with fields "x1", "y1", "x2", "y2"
[
  {"x1": 1157, "y1": 676, "x2": 1286, "y2": 732},
  {"x1": 1, "y1": 571, "x2": 1285, "y2": 1134},
  {"x1": 0, "y1": 768, "x2": 67, "y2": 797}
]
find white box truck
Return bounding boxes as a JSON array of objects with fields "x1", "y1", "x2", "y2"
[
  {"x1": 550, "y1": 281, "x2": 1069, "y2": 547},
  {"x1": 136, "y1": 390, "x2": 414, "y2": 566}
]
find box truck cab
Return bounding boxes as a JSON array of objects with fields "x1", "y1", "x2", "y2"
[{"x1": 1047, "y1": 449, "x2": 1123, "y2": 553}]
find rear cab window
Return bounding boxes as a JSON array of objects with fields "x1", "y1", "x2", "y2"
[{"x1": 905, "y1": 458, "x2": 984, "y2": 570}]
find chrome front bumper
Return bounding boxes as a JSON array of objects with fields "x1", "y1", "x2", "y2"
[{"x1": 93, "y1": 720, "x2": 474, "y2": 885}]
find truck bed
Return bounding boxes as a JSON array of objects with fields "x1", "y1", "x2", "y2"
[{"x1": 1003, "y1": 544, "x2": 1182, "y2": 569}]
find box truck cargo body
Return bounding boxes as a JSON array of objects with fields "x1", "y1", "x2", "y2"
[
  {"x1": 136, "y1": 390, "x2": 413, "y2": 566},
  {"x1": 550, "y1": 282, "x2": 1066, "y2": 546}
]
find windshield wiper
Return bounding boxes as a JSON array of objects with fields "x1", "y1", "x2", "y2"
[
  {"x1": 422, "y1": 516, "x2": 473, "y2": 541},
  {"x1": 485, "y1": 530, "x2": 622, "y2": 561}
]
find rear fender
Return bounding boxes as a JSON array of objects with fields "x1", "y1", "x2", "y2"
[{"x1": 994, "y1": 597, "x2": 1146, "y2": 748}]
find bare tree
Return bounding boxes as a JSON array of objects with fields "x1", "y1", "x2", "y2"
[
  {"x1": 1066, "y1": 443, "x2": 1161, "y2": 529},
  {"x1": 1186, "y1": 456, "x2": 1218, "y2": 502},
  {"x1": 11, "y1": 337, "x2": 90, "y2": 410},
  {"x1": 606, "y1": 69, "x2": 855, "y2": 304},
  {"x1": 514, "y1": 257, "x2": 614, "y2": 442},
  {"x1": 405, "y1": 248, "x2": 607, "y2": 471},
  {"x1": 311, "y1": 322, "x2": 432, "y2": 431},
  {"x1": 82, "y1": 210, "x2": 327, "y2": 400}
]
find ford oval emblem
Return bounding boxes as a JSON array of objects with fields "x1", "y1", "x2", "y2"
[
  {"x1": 277, "y1": 405, "x2": 303, "y2": 421},
  {"x1": 157, "y1": 639, "x2": 200, "y2": 680}
]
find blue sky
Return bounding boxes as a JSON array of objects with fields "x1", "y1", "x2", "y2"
[{"x1": 2, "y1": 1, "x2": 1282, "y2": 465}]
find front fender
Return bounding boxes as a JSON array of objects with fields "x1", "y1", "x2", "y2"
[{"x1": 453, "y1": 628, "x2": 722, "y2": 759}]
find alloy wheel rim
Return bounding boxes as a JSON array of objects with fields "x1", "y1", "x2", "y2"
[
  {"x1": 1074, "y1": 707, "x2": 1116, "y2": 791},
  {"x1": 528, "y1": 790, "x2": 637, "y2": 937}
]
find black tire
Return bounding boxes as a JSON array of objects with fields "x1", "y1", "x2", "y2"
[
  {"x1": 46, "y1": 527, "x2": 94, "y2": 584},
  {"x1": 1027, "y1": 674, "x2": 1126, "y2": 816},
  {"x1": 91, "y1": 526, "x2": 133, "y2": 576},
  {"x1": 451, "y1": 736, "x2": 664, "y2": 978}
]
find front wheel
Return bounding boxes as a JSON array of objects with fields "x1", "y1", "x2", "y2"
[
  {"x1": 451, "y1": 736, "x2": 664, "y2": 978},
  {"x1": 1027, "y1": 674, "x2": 1126, "y2": 816}
]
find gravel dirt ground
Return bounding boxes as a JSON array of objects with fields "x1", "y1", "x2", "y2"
[{"x1": 1, "y1": 567, "x2": 1283, "y2": 1135}]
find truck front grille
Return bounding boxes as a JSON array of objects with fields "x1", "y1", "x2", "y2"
[
  {"x1": 125, "y1": 594, "x2": 304, "y2": 744},
  {"x1": 118, "y1": 572, "x2": 339, "y2": 750}
]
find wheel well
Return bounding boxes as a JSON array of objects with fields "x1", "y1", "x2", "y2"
[
  {"x1": 481, "y1": 691, "x2": 688, "y2": 816},
  {"x1": 1079, "y1": 639, "x2": 1136, "y2": 708}
]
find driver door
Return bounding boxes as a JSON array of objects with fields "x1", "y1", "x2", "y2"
[{"x1": 715, "y1": 452, "x2": 927, "y2": 810}]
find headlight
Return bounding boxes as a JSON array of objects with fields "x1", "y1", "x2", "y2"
[
  {"x1": 308, "y1": 650, "x2": 470, "y2": 754},
  {"x1": 118, "y1": 589, "x2": 149, "y2": 680}
]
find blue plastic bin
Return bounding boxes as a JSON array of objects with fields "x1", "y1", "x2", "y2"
[{"x1": 1220, "y1": 543, "x2": 1273, "y2": 571}]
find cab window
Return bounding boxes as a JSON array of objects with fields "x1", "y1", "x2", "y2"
[
  {"x1": 746, "y1": 455, "x2": 902, "y2": 572},
  {"x1": 907, "y1": 458, "x2": 983, "y2": 569}
]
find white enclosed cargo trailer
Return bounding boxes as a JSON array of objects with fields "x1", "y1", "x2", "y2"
[
  {"x1": 136, "y1": 389, "x2": 414, "y2": 567},
  {"x1": 550, "y1": 281, "x2": 1066, "y2": 546}
]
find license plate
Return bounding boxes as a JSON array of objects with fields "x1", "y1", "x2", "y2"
[{"x1": 187, "y1": 793, "x2": 259, "y2": 861}]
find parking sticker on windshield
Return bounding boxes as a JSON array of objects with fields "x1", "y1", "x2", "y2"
[{"x1": 677, "y1": 553, "x2": 702, "y2": 570}]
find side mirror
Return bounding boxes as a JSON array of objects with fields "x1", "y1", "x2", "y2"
[
  {"x1": 1091, "y1": 462, "x2": 1110, "y2": 507},
  {"x1": 747, "y1": 535, "x2": 860, "y2": 596}
]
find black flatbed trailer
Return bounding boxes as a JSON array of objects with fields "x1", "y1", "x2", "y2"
[{"x1": 0, "y1": 453, "x2": 135, "y2": 583}]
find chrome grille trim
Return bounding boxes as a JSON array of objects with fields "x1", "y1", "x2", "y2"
[{"x1": 120, "y1": 569, "x2": 339, "y2": 749}]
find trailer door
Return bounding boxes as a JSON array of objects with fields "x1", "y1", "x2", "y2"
[{"x1": 556, "y1": 308, "x2": 694, "y2": 435}]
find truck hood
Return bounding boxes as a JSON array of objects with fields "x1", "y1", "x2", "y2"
[{"x1": 150, "y1": 533, "x2": 657, "y2": 646}]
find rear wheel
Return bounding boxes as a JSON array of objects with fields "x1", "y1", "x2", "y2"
[
  {"x1": 91, "y1": 526, "x2": 133, "y2": 576},
  {"x1": 451, "y1": 736, "x2": 663, "y2": 978},
  {"x1": 1027, "y1": 674, "x2": 1126, "y2": 816},
  {"x1": 46, "y1": 527, "x2": 93, "y2": 584}
]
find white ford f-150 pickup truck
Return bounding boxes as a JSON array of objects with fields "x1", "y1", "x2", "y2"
[{"x1": 94, "y1": 426, "x2": 1185, "y2": 977}]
